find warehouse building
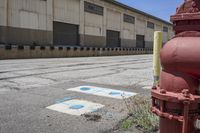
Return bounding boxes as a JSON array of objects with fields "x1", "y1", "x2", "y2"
[{"x1": 0, "y1": 0, "x2": 174, "y2": 48}]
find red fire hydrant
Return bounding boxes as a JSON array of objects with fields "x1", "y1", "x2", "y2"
[{"x1": 151, "y1": 0, "x2": 200, "y2": 133}]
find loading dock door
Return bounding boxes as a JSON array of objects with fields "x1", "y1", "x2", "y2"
[
  {"x1": 106, "y1": 30, "x2": 120, "y2": 47},
  {"x1": 53, "y1": 22, "x2": 79, "y2": 46},
  {"x1": 136, "y1": 35, "x2": 145, "y2": 48}
]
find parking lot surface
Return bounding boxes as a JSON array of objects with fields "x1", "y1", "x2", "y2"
[{"x1": 0, "y1": 55, "x2": 153, "y2": 133}]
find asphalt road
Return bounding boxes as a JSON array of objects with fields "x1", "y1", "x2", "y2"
[{"x1": 0, "y1": 55, "x2": 153, "y2": 133}]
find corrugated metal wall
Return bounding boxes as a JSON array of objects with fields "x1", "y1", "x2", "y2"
[
  {"x1": 136, "y1": 35, "x2": 145, "y2": 48},
  {"x1": 53, "y1": 21, "x2": 79, "y2": 46},
  {"x1": 106, "y1": 30, "x2": 120, "y2": 47}
]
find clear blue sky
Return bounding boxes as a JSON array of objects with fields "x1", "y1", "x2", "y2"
[{"x1": 117, "y1": 0, "x2": 183, "y2": 22}]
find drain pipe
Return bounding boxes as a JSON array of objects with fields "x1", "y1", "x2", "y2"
[{"x1": 153, "y1": 31, "x2": 163, "y2": 86}]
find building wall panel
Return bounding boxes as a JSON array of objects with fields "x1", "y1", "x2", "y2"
[
  {"x1": 85, "y1": 26, "x2": 101, "y2": 36},
  {"x1": 83, "y1": 5, "x2": 105, "y2": 47},
  {"x1": 0, "y1": 0, "x2": 6, "y2": 8},
  {"x1": 163, "y1": 32, "x2": 168, "y2": 43},
  {"x1": 20, "y1": 11, "x2": 39, "y2": 29},
  {"x1": 145, "y1": 29, "x2": 154, "y2": 42},
  {"x1": 135, "y1": 17, "x2": 146, "y2": 36},
  {"x1": 121, "y1": 24, "x2": 136, "y2": 48},
  {"x1": 155, "y1": 24, "x2": 162, "y2": 31},
  {"x1": 0, "y1": 8, "x2": 6, "y2": 26},
  {"x1": 8, "y1": 9, "x2": 20, "y2": 28},
  {"x1": 169, "y1": 31, "x2": 175, "y2": 40},
  {"x1": 84, "y1": 12, "x2": 103, "y2": 36},
  {"x1": 47, "y1": 0, "x2": 53, "y2": 31},
  {"x1": 54, "y1": 0, "x2": 80, "y2": 25},
  {"x1": 123, "y1": 23, "x2": 135, "y2": 40},
  {"x1": 0, "y1": 0, "x2": 53, "y2": 45},
  {"x1": 7, "y1": 0, "x2": 50, "y2": 31},
  {"x1": 107, "y1": 9, "x2": 121, "y2": 31},
  {"x1": 162, "y1": 26, "x2": 174, "y2": 43},
  {"x1": 0, "y1": 0, "x2": 7, "y2": 26}
]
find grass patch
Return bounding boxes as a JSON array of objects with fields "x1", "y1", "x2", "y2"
[
  {"x1": 121, "y1": 118, "x2": 134, "y2": 129},
  {"x1": 122, "y1": 95, "x2": 159, "y2": 132}
]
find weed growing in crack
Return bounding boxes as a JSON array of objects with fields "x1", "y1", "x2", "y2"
[{"x1": 122, "y1": 95, "x2": 159, "y2": 133}]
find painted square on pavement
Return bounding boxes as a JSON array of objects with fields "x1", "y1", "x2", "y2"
[
  {"x1": 67, "y1": 86, "x2": 137, "y2": 99},
  {"x1": 47, "y1": 99, "x2": 104, "y2": 116}
]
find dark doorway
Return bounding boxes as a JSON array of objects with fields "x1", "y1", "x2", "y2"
[
  {"x1": 106, "y1": 30, "x2": 120, "y2": 47},
  {"x1": 53, "y1": 22, "x2": 79, "y2": 46},
  {"x1": 136, "y1": 35, "x2": 145, "y2": 48}
]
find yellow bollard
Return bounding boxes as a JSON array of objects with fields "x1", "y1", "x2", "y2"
[{"x1": 153, "y1": 31, "x2": 163, "y2": 86}]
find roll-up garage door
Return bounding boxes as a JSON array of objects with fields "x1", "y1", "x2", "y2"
[
  {"x1": 106, "y1": 30, "x2": 120, "y2": 47},
  {"x1": 136, "y1": 35, "x2": 145, "y2": 48},
  {"x1": 53, "y1": 22, "x2": 79, "y2": 46}
]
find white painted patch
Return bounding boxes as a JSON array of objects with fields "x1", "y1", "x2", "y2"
[
  {"x1": 195, "y1": 119, "x2": 200, "y2": 130},
  {"x1": 142, "y1": 86, "x2": 152, "y2": 90},
  {"x1": 67, "y1": 86, "x2": 137, "y2": 99},
  {"x1": 46, "y1": 99, "x2": 104, "y2": 116}
]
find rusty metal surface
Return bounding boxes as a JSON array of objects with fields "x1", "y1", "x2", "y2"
[
  {"x1": 171, "y1": 0, "x2": 200, "y2": 34},
  {"x1": 151, "y1": 0, "x2": 200, "y2": 133}
]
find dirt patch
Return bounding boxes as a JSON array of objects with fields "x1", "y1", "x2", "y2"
[{"x1": 82, "y1": 113, "x2": 102, "y2": 122}]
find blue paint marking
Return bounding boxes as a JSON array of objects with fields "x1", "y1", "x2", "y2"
[
  {"x1": 91, "y1": 109, "x2": 98, "y2": 112},
  {"x1": 109, "y1": 92, "x2": 121, "y2": 96},
  {"x1": 80, "y1": 87, "x2": 91, "y2": 91},
  {"x1": 68, "y1": 86, "x2": 137, "y2": 99},
  {"x1": 123, "y1": 93, "x2": 133, "y2": 97},
  {"x1": 56, "y1": 96, "x2": 76, "y2": 104},
  {"x1": 69, "y1": 105, "x2": 84, "y2": 110}
]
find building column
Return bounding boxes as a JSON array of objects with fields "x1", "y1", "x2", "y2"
[
  {"x1": 47, "y1": 0, "x2": 53, "y2": 45},
  {"x1": 79, "y1": 0, "x2": 85, "y2": 46},
  {"x1": 120, "y1": 12, "x2": 124, "y2": 47},
  {"x1": 0, "y1": 0, "x2": 8, "y2": 44},
  {"x1": 102, "y1": 7, "x2": 107, "y2": 47}
]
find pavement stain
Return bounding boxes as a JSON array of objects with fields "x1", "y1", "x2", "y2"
[
  {"x1": 82, "y1": 113, "x2": 102, "y2": 122},
  {"x1": 8, "y1": 87, "x2": 20, "y2": 91}
]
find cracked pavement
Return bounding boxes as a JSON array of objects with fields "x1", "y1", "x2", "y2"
[{"x1": 0, "y1": 55, "x2": 153, "y2": 133}]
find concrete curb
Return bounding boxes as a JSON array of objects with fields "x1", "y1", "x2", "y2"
[{"x1": 0, "y1": 45, "x2": 153, "y2": 59}]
